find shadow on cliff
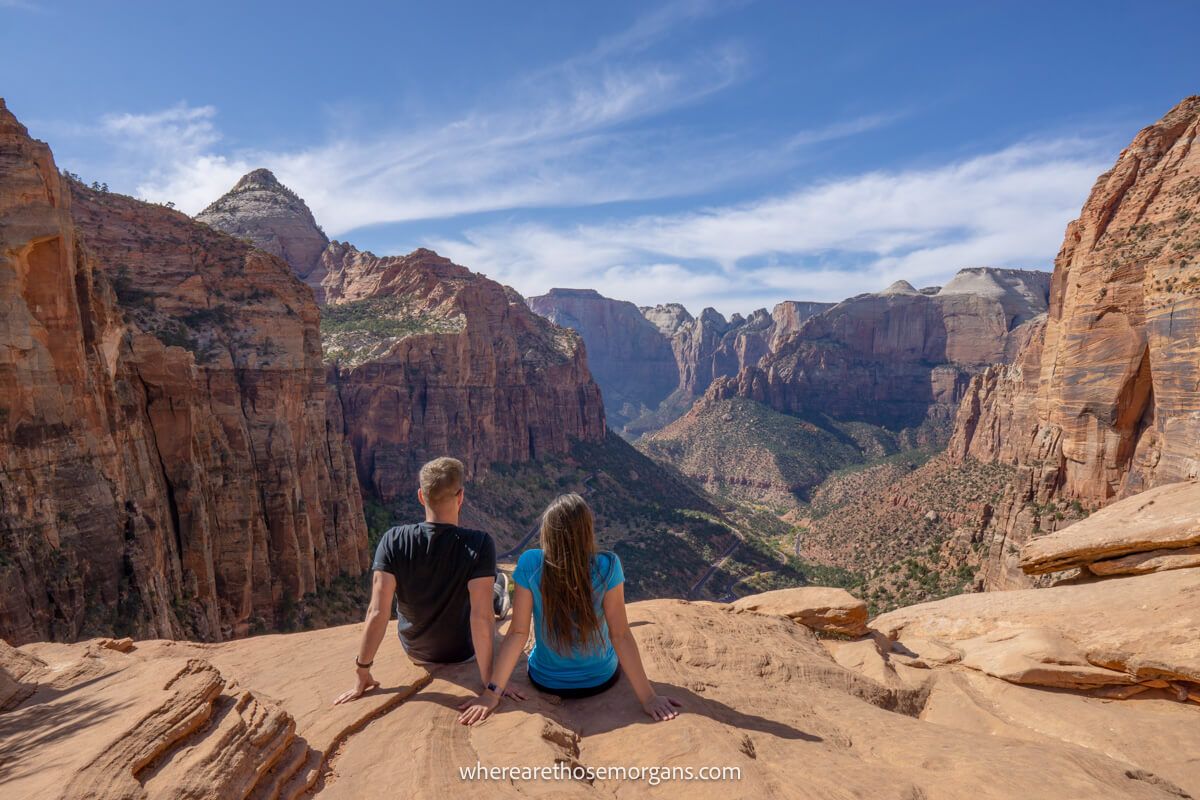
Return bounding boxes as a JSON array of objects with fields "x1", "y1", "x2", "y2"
[
  {"x1": 0, "y1": 676, "x2": 134, "y2": 783},
  {"x1": 392, "y1": 660, "x2": 823, "y2": 743}
]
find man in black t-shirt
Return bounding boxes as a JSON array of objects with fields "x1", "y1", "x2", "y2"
[{"x1": 333, "y1": 457, "x2": 519, "y2": 705}]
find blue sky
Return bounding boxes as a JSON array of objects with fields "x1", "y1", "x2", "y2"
[{"x1": 3, "y1": 0, "x2": 1198, "y2": 313}]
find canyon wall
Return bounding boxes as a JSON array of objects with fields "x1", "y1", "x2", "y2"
[
  {"x1": 949, "y1": 96, "x2": 1200, "y2": 588},
  {"x1": 529, "y1": 290, "x2": 834, "y2": 435},
  {"x1": 318, "y1": 245, "x2": 608, "y2": 503},
  {"x1": 717, "y1": 268, "x2": 1051, "y2": 431},
  {"x1": 0, "y1": 101, "x2": 367, "y2": 645},
  {"x1": 527, "y1": 288, "x2": 679, "y2": 427}
]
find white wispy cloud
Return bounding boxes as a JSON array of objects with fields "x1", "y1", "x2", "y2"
[
  {"x1": 62, "y1": 1, "x2": 759, "y2": 231},
  {"x1": 429, "y1": 138, "x2": 1110, "y2": 313},
  {"x1": 88, "y1": 47, "x2": 749, "y2": 230}
]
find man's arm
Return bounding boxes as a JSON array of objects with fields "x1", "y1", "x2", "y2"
[
  {"x1": 467, "y1": 576, "x2": 496, "y2": 689},
  {"x1": 333, "y1": 570, "x2": 396, "y2": 705}
]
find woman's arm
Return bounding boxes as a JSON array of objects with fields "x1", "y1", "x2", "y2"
[
  {"x1": 603, "y1": 583, "x2": 680, "y2": 721},
  {"x1": 457, "y1": 584, "x2": 533, "y2": 725}
]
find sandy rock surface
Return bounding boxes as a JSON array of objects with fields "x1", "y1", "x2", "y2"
[{"x1": 3, "y1": 594, "x2": 1197, "y2": 799}]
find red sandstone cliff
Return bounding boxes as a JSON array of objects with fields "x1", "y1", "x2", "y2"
[
  {"x1": 0, "y1": 100, "x2": 367, "y2": 645},
  {"x1": 198, "y1": 172, "x2": 610, "y2": 504},
  {"x1": 318, "y1": 244, "x2": 608, "y2": 502},
  {"x1": 529, "y1": 291, "x2": 835, "y2": 436},
  {"x1": 949, "y1": 96, "x2": 1200, "y2": 588}
]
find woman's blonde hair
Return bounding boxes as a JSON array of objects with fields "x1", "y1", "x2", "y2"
[{"x1": 538, "y1": 493, "x2": 604, "y2": 654}]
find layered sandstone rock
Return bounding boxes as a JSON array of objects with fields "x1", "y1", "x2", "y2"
[
  {"x1": 653, "y1": 306, "x2": 779, "y2": 398},
  {"x1": 319, "y1": 245, "x2": 607, "y2": 502},
  {"x1": 731, "y1": 585, "x2": 869, "y2": 635},
  {"x1": 531, "y1": 290, "x2": 836, "y2": 436},
  {"x1": 873, "y1": 567, "x2": 1200, "y2": 699},
  {"x1": 1019, "y1": 480, "x2": 1200, "y2": 575},
  {"x1": 196, "y1": 168, "x2": 330, "y2": 299},
  {"x1": 769, "y1": 299, "x2": 835, "y2": 346},
  {"x1": 0, "y1": 100, "x2": 367, "y2": 645},
  {"x1": 720, "y1": 267, "x2": 1051, "y2": 431},
  {"x1": 4, "y1": 591, "x2": 1197, "y2": 799},
  {"x1": 196, "y1": 171, "x2": 610, "y2": 502},
  {"x1": 949, "y1": 97, "x2": 1200, "y2": 588},
  {"x1": 527, "y1": 289, "x2": 679, "y2": 428}
]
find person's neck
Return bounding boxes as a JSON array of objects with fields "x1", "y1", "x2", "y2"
[{"x1": 425, "y1": 507, "x2": 459, "y2": 526}]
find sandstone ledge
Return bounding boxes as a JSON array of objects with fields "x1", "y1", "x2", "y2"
[
  {"x1": 730, "y1": 586, "x2": 869, "y2": 636},
  {"x1": 1020, "y1": 481, "x2": 1200, "y2": 575}
]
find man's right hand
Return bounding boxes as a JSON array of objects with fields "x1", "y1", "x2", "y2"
[{"x1": 333, "y1": 668, "x2": 380, "y2": 705}]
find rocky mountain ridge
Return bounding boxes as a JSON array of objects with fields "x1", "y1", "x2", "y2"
[
  {"x1": 641, "y1": 268, "x2": 1050, "y2": 514},
  {"x1": 198, "y1": 172, "x2": 611, "y2": 513},
  {"x1": 318, "y1": 245, "x2": 608, "y2": 503},
  {"x1": 196, "y1": 168, "x2": 331, "y2": 299},
  {"x1": 528, "y1": 291, "x2": 834, "y2": 435},
  {"x1": 531, "y1": 267, "x2": 1049, "y2": 442},
  {"x1": 719, "y1": 267, "x2": 1052, "y2": 431}
]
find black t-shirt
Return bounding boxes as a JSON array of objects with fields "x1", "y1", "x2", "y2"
[{"x1": 371, "y1": 522, "x2": 497, "y2": 663}]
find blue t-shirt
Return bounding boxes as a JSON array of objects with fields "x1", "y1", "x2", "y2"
[{"x1": 512, "y1": 549, "x2": 624, "y2": 689}]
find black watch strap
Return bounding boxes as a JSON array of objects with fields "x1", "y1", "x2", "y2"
[{"x1": 355, "y1": 656, "x2": 373, "y2": 669}]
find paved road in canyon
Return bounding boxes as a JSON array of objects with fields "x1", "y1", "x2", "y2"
[
  {"x1": 498, "y1": 475, "x2": 594, "y2": 560},
  {"x1": 687, "y1": 534, "x2": 742, "y2": 601}
]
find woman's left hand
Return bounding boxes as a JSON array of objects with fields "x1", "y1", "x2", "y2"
[{"x1": 457, "y1": 690, "x2": 502, "y2": 726}]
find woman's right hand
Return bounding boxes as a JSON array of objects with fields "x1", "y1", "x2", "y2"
[{"x1": 641, "y1": 694, "x2": 681, "y2": 721}]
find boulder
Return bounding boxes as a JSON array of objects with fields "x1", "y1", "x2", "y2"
[{"x1": 731, "y1": 586, "x2": 869, "y2": 636}]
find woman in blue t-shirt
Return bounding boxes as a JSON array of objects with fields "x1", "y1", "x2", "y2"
[{"x1": 457, "y1": 493, "x2": 681, "y2": 725}]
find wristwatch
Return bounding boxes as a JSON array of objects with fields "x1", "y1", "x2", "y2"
[{"x1": 485, "y1": 682, "x2": 502, "y2": 696}]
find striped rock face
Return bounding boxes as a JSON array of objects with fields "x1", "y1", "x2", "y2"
[
  {"x1": 949, "y1": 97, "x2": 1200, "y2": 589},
  {"x1": 0, "y1": 100, "x2": 367, "y2": 645}
]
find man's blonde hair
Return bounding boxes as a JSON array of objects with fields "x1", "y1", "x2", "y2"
[{"x1": 419, "y1": 457, "x2": 464, "y2": 505}]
